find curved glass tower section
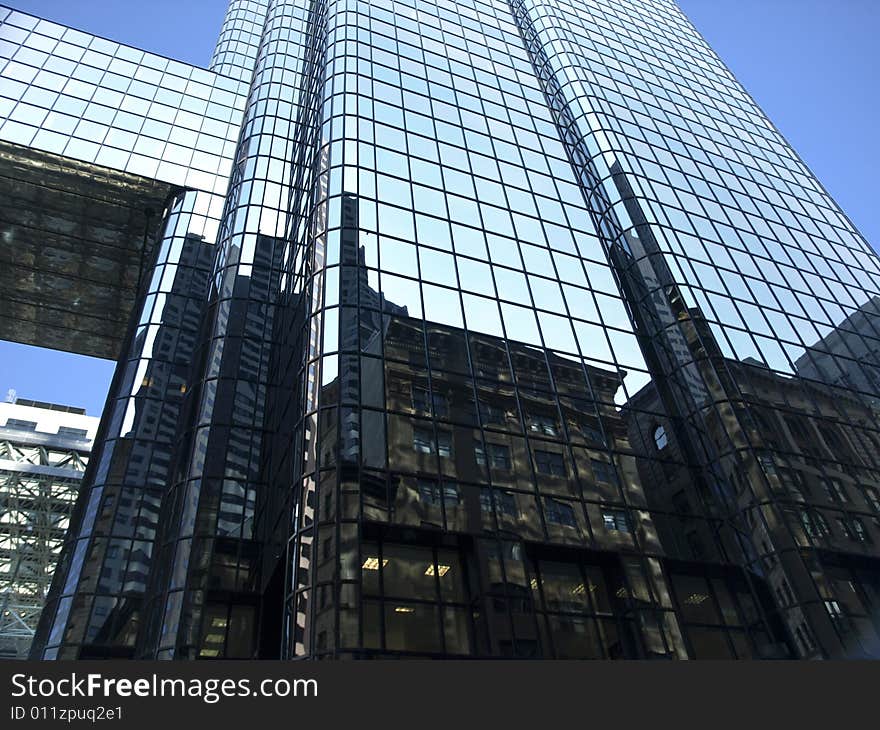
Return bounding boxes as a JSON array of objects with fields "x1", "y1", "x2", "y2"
[
  {"x1": 210, "y1": 0, "x2": 270, "y2": 78},
  {"x1": 510, "y1": 0, "x2": 880, "y2": 658},
  {"x1": 3, "y1": 0, "x2": 877, "y2": 660}
]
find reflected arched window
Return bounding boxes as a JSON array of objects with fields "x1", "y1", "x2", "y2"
[{"x1": 653, "y1": 424, "x2": 668, "y2": 451}]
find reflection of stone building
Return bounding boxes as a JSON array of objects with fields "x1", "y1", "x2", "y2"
[
  {"x1": 628, "y1": 308, "x2": 880, "y2": 659},
  {"x1": 305, "y1": 229, "x2": 788, "y2": 658},
  {"x1": 795, "y1": 296, "x2": 880, "y2": 409}
]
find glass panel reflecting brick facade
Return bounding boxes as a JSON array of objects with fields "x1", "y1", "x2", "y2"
[{"x1": 1, "y1": 0, "x2": 877, "y2": 659}]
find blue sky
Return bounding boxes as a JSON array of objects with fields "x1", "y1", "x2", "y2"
[{"x1": 1, "y1": 0, "x2": 878, "y2": 415}]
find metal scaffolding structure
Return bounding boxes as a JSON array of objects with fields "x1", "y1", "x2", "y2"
[{"x1": 0, "y1": 437, "x2": 87, "y2": 659}]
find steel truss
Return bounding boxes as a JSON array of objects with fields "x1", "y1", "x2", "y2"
[{"x1": 0, "y1": 439, "x2": 86, "y2": 659}]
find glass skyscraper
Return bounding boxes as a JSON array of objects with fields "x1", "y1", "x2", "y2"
[{"x1": 2, "y1": 0, "x2": 879, "y2": 659}]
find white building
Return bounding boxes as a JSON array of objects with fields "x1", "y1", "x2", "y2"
[{"x1": 0, "y1": 397, "x2": 99, "y2": 659}]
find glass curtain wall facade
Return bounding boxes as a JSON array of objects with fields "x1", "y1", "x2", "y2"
[{"x1": 1, "y1": 0, "x2": 877, "y2": 660}]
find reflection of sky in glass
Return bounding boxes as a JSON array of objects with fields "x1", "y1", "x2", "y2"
[
  {"x1": 314, "y1": 9, "x2": 655, "y2": 402},
  {"x1": 517, "y1": 0, "x2": 880, "y2": 389},
  {"x1": 0, "y1": 8, "x2": 248, "y2": 208}
]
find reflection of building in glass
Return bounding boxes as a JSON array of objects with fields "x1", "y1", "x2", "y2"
[
  {"x1": 795, "y1": 296, "x2": 880, "y2": 409},
  {"x1": 303, "y1": 211, "x2": 789, "y2": 659},
  {"x1": 2, "y1": 0, "x2": 878, "y2": 659},
  {"x1": 0, "y1": 398, "x2": 99, "y2": 659},
  {"x1": 627, "y1": 308, "x2": 880, "y2": 659},
  {"x1": 32, "y1": 223, "x2": 217, "y2": 658}
]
